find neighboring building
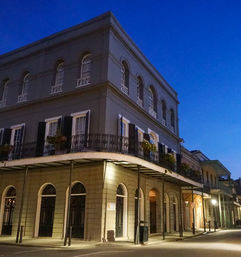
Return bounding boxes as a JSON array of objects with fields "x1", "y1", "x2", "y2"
[
  {"x1": 192, "y1": 150, "x2": 240, "y2": 229},
  {"x1": 0, "y1": 12, "x2": 202, "y2": 243}
]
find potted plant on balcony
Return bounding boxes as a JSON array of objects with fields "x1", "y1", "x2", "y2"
[
  {"x1": 0, "y1": 144, "x2": 13, "y2": 160},
  {"x1": 47, "y1": 129, "x2": 67, "y2": 154},
  {"x1": 160, "y1": 153, "x2": 176, "y2": 170},
  {"x1": 141, "y1": 139, "x2": 156, "y2": 159}
]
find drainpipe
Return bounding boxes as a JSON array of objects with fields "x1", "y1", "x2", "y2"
[
  {"x1": 64, "y1": 160, "x2": 73, "y2": 246},
  {"x1": 179, "y1": 186, "x2": 183, "y2": 237},
  {"x1": 16, "y1": 166, "x2": 28, "y2": 243},
  {"x1": 192, "y1": 187, "x2": 195, "y2": 234},
  {"x1": 162, "y1": 177, "x2": 165, "y2": 240},
  {"x1": 134, "y1": 165, "x2": 140, "y2": 244}
]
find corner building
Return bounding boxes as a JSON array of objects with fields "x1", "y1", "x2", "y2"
[{"x1": 0, "y1": 12, "x2": 202, "y2": 242}]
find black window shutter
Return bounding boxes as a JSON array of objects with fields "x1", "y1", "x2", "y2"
[
  {"x1": 2, "y1": 129, "x2": 12, "y2": 144},
  {"x1": 36, "y1": 122, "x2": 46, "y2": 156},
  {"x1": 128, "y1": 124, "x2": 137, "y2": 155},
  {"x1": 176, "y1": 153, "x2": 182, "y2": 168},
  {"x1": 143, "y1": 133, "x2": 150, "y2": 142},
  {"x1": 57, "y1": 118, "x2": 62, "y2": 133},
  {"x1": 62, "y1": 116, "x2": 73, "y2": 152},
  {"x1": 84, "y1": 111, "x2": 90, "y2": 147}
]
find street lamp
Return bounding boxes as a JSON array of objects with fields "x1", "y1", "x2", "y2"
[{"x1": 211, "y1": 198, "x2": 218, "y2": 231}]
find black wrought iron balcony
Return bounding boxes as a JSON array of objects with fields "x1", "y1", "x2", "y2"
[{"x1": 0, "y1": 133, "x2": 202, "y2": 184}]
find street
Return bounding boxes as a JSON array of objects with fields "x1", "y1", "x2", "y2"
[{"x1": 0, "y1": 230, "x2": 241, "y2": 257}]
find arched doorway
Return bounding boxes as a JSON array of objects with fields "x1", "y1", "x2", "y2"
[
  {"x1": 38, "y1": 184, "x2": 56, "y2": 237},
  {"x1": 69, "y1": 182, "x2": 86, "y2": 238},
  {"x1": 1, "y1": 186, "x2": 16, "y2": 235},
  {"x1": 134, "y1": 188, "x2": 144, "y2": 238},
  {"x1": 116, "y1": 184, "x2": 127, "y2": 238},
  {"x1": 149, "y1": 189, "x2": 157, "y2": 233}
]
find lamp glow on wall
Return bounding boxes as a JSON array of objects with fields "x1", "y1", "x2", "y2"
[{"x1": 211, "y1": 198, "x2": 217, "y2": 206}]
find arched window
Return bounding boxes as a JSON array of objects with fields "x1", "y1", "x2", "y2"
[
  {"x1": 121, "y1": 61, "x2": 129, "y2": 95},
  {"x1": 51, "y1": 61, "x2": 64, "y2": 94},
  {"x1": 116, "y1": 184, "x2": 128, "y2": 238},
  {"x1": 1, "y1": 186, "x2": 16, "y2": 235},
  {"x1": 0, "y1": 79, "x2": 8, "y2": 107},
  {"x1": 18, "y1": 73, "x2": 30, "y2": 102},
  {"x1": 162, "y1": 100, "x2": 167, "y2": 125},
  {"x1": 170, "y1": 109, "x2": 175, "y2": 131},
  {"x1": 38, "y1": 184, "x2": 56, "y2": 237},
  {"x1": 69, "y1": 182, "x2": 86, "y2": 238},
  {"x1": 148, "y1": 86, "x2": 157, "y2": 118},
  {"x1": 77, "y1": 54, "x2": 92, "y2": 87},
  {"x1": 137, "y1": 76, "x2": 143, "y2": 106}
]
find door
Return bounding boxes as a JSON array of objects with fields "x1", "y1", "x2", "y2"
[
  {"x1": 173, "y1": 203, "x2": 177, "y2": 231},
  {"x1": 116, "y1": 196, "x2": 124, "y2": 237},
  {"x1": 70, "y1": 195, "x2": 85, "y2": 238},
  {"x1": 149, "y1": 190, "x2": 157, "y2": 233},
  {"x1": 38, "y1": 184, "x2": 56, "y2": 237},
  {"x1": 2, "y1": 197, "x2": 15, "y2": 235}
]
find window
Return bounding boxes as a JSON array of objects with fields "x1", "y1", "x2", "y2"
[
  {"x1": 120, "y1": 61, "x2": 129, "y2": 95},
  {"x1": 162, "y1": 100, "x2": 167, "y2": 125},
  {"x1": 0, "y1": 79, "x2": 8, "y2": 107},
  {"x1": 119, "y1": 116, "x2": 129, "y2": 138},
  {"x1": 137, "y1": 76, "x2": 143, "y2": 106},
  {"x1": 170, "y1": 109, "x2": 175, "y2": 132},
  {"x1": 44, "y1": 116, "x2": 61, "y2": 153},
  {"x1": 71, "y1": 110, "x2": 90, "y2": 151},
  {"x1": 18, "y1": 73, "x2": 30, "y2": 103},
  {"x1": 51, "y1": 62, "x2": 64, "y2": 94},
  {"x1": 77, "y1": 54, "x2": 92, "y2": 87},
  {"x1": 116, "y1": 184, "x2": 128, "y2": 238},
  {"x1": 148, "y1": 86, "x2": 157, "y2": 118},
  {"x1": 9, "y1": 123, "x2": 25, "y2": 160}
]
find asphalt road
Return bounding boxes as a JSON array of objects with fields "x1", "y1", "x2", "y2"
[{"x1": 0, "y1": 229, "x2": 241, "y2": 257}]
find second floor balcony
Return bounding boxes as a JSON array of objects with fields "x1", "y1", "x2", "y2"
[{"x1": 0, "y1": 133, "x2": 202, "y2": 184}]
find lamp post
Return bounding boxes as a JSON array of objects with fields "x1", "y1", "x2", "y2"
[{"x1": 211, "y1": 198, "x2": 217, "y2": 231}]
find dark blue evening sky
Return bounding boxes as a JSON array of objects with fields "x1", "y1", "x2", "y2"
[{"x1": 0, "y1": 0, "x2": 241, "y2": 178}]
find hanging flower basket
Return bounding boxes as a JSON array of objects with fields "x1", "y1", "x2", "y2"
[{"x1": 141, "y1": 139, "x2": 157, "y2": 152}]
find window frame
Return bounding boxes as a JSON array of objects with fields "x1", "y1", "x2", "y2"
[{"x1": 71, "y1": 110, "x2": 90, "y2": 136}]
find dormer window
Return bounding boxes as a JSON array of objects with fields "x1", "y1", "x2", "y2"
[
  {"x1": 120, "y1": 61, "x2": 129, "y2": 95},
  {"x1": 51, "y1": 61, "x2": 64, "y2": 94},
  {"x1": 77, "y1": 54, "x2": 92, "y2": 87},
  {"x1": 18, "y1": 73, "x2": 30, "y2": 103}
]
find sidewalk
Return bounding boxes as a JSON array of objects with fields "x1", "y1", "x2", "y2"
[{"x1": 0, "y1": 229, "x2": 217, "y2": 249}]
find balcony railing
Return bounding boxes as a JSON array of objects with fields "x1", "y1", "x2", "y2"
[
  {"x1": 17, "y1": 93, "x2": 27, "y2": 103},
  {"x1": 76, "y1": 77, "x2": 91, "y2": 87},
  {"x1": 0, "y1": 133, "x2": 202, "y2": 184},
  {"x1": 50, "y1": 83, "x2": 62, "y2": 94}
]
